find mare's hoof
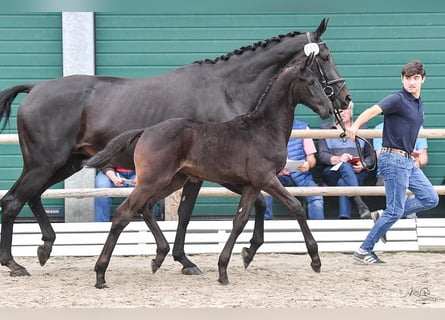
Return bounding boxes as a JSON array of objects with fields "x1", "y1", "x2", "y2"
[
  {"x1": 217, "y1": 277, "x2": 229, "y2": 285},
  {"x1": 181, "y1": 266, "x2": 202, "y2": 276},
  {"x1": 241, "y1": 247, "x2": 253, "y2": 269},
  {"x1": 37, "y1": 246, "x2": 50, "y2": 266},
  {"x1": 10, "y1": 269, "x2": 31, "y2": 277},
  {"x1": 311, "y1": 261, "x2": 321, "y2": 273},
  {"x1": 95, "y1": 282, "x2": 109, "y2": 289}
]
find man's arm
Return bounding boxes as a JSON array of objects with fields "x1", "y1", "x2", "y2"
[{"x1": 346, "y1": 104, "x2": 383, "y2": 140}]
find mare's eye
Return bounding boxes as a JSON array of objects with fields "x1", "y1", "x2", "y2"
[{"x1": 307, "y1": 79, "x2": 315, "y2": 85}]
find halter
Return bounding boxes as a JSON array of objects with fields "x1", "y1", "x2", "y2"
[{"x1": 305, "y1": 33, "x2": 376, "y2": 172}]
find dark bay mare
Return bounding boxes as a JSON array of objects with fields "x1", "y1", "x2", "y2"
[
  {"x1": 0, "y1": 18, "x2": 351, "y2": 278},
  {"x1": 87, "y1": 52, "x2": 332, "y2": 287}
]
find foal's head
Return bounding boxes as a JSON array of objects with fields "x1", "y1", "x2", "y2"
[{"x1": 283, "y1": 52, "x2": 333, "y2": 118}]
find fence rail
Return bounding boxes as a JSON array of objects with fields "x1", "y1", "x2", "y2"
[
  {"x1": 2, "y1": 186, "x2": 445, "y2": 199},
  {"x1": 2, "y1": 129, "x2": 445, "y2": 144}
]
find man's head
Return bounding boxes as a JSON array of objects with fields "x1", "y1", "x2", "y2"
[
  {"x1": 401, "y1": 60, "x2": 426, "y2": 98},
  {"x1": 401, "y1": 60, "x2": 426, "y2": 78}
]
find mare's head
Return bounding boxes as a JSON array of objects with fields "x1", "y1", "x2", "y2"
[
  {"x1": 285, "y1": 52, "x2": 333, "y2": 118},
  {"x1": 306, "y1": 19, "x2": 351, "y2": 114}
]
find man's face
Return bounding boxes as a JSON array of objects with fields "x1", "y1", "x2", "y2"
[{"x1": 402, "y1": 74, "x2": 425, "y2": 96}]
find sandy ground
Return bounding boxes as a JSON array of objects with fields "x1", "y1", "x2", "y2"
[{"x1": 0, "y1": 251, "x2": 444, "y2": 308}]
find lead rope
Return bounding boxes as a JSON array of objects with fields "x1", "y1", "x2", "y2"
[{"x1": 333, "y1": 109, "x2": 376, "y2": 172}]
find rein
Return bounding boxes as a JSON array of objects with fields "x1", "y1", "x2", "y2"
[{"x1": 333, "y1": 109, "x2": 377, "y2": 172}]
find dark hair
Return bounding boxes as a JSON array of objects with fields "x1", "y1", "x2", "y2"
[{"x1": 401, "y1": 60, "x2": 426, "y2": 78}]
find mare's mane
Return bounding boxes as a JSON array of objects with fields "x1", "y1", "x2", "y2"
[{"x1": 193, "y1": 31, "x2": 303, "y2": 64}]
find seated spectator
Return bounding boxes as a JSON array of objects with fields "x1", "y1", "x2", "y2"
[
  {"x1": 265, "y1": 119, "x2": 324, "y2": 220},
  {"x1": 318, "y1": 102, "x2": 373, "y2": 219},
  {"x1": 94, "y1": 166, "x2": 137, "y2": 222}
]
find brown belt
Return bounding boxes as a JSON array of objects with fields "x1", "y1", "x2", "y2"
[{"x1": 381, "y1": 147, "x2": 410, "y2": 158}]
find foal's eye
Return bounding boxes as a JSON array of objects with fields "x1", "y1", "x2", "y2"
[{"x1": 307, "y1": 79, "x2": 315, "y2": 85}]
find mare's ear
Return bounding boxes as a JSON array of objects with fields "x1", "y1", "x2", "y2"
[
  {"x1": 302, "y1": 52, "x2": 315, "y2": 70},
  {"x1": 315, "y1": 18, "x2": 328, "y2": 40}
]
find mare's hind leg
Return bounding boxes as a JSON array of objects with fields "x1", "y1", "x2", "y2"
[
  {"x1": 218, "y1": 185, "x2": 260, "y2": 285},
  {"x1": 221, "y1": 183, "x2": 266, "y2": 269},
  {"x1": 171, "y1": 180, "x2": 204, "y2": 275},
  {"x1": 263, "y1": 177, "x2": 321, "y2": 273},
  {"x1": 0, "y1": 161, "x2": 75, "y2": 276},
  {"x1": 28, "y1": 155, "x2": 86, "y2": 267}
]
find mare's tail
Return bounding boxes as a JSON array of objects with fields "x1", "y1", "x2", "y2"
[
  {"x1": 85, "y1": 128, "x2": 145, "y2": 170},
  {"x1": 0, "y1": 84, "x2": 34, "y2": 132}
]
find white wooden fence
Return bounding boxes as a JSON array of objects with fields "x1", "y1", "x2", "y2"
[{"x1": 1, "y1": 218, "x2": 430, "y2": 257}]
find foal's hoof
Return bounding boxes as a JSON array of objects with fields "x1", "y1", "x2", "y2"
[
  {"x1": 241, "y1": 247, "x2": 253, "y2": 269},
  {"x1": 181, "y1": 266, "x2": 202, "y2": 276},
  {"x1": 10, "y1": 268, "x2": 31, "y2": 277},
  {"x1": 151, "y1": 259, "x2": 161, "y2": 274},
  {"x1": 37, "y1": 246, "x2": 51, "y2": 266}
]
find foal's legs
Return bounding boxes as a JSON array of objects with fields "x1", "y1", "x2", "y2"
[
  {"x1": 221, "y1": 183, "x2": 266, "y2": 269},
  {"x1": 263, "y1": 177, "x2": 321, "y2": 273},
  {"x1": 95, "y1": 185, "x2": 153, "y2": 288},
  {"x1": 140, "y1": 173, "x2": 190, "y2": 273},
  {"x1": 218, "y1": 185, "x2": 260, "y2": 285}
]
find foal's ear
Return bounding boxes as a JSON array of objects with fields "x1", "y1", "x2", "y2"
[
  {"x1": 315, "y1": 18, "x2": 328, "y2": 40},
  {"x1": 302, "y1": 52, "x2": 315, "y2": 70}
]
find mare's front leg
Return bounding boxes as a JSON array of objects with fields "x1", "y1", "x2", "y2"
[
  {"x1": 264, "y1": 177, "x2": 321, "y2": 273},
  {"x1": 218, "y1": 185, "x2": 259, "y2": 285},
  {"x1": 221, "y1": 183, "x2": 266, "y2": 269},
  {"x1": 95, "y1": 187, "x2": 149, "y2": 289},
  {"x1": 172, "y1": 180, "x2": 204, "y2": 275}
]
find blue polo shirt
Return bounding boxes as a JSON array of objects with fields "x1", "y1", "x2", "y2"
[{"x1": 378, "y1": 88, "x2": 424, "y2": 154}]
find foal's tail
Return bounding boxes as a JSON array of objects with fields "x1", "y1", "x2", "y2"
[
  {"x1": 85, "y1": 128, "x2": 145, "y2": 170},
  {"x1": 0, "y1": 84, "x2": 34, "y2": 132}
]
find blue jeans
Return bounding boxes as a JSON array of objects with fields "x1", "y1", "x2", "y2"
[
  {"x1": 94, "y1": 170, "x2": 137, "y2": 222},
  {"x1": 265, "y1": 174, "x2": 324, "y2": 220},
  {"x1": 323, "y1": 162, "x2": 369, "y2": 218},
  {"x1": 360, "y1": 152, "x2": 439, "y2": 252}
]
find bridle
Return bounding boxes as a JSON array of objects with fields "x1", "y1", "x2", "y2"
[
  {"x1": 305, "y1": 32, "x2": 376, "y2": 172},
  {"x1": 305, "y1": 33, "x2": 346, "y2": 103}
]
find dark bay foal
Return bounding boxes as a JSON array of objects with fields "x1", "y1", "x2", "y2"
[{"x1": 87, "y1": 52, "x2": 332, "y2": 288}]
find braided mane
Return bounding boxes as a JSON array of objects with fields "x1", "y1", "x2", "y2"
[{"x1": 193, "y1": 31, "x2": 302, "y2": 64}]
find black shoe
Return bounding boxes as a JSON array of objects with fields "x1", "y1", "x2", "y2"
[
  {"x1": 353, "y1": 251, "x2": 385, "y2": 264},
  {"x1": 359, "y1": 206, "x2": 371, "y2": 219},
  {"x1": 371, "y1": 209, "x2": 387, "y2": 243}
]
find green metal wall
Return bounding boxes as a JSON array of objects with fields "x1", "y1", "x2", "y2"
[
  {"x1": 95, "y1": 12, "x2": 445, "y2": 218},
  {"x1": 0, "y1": 13, "x2": 63, "y2": 219}
]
